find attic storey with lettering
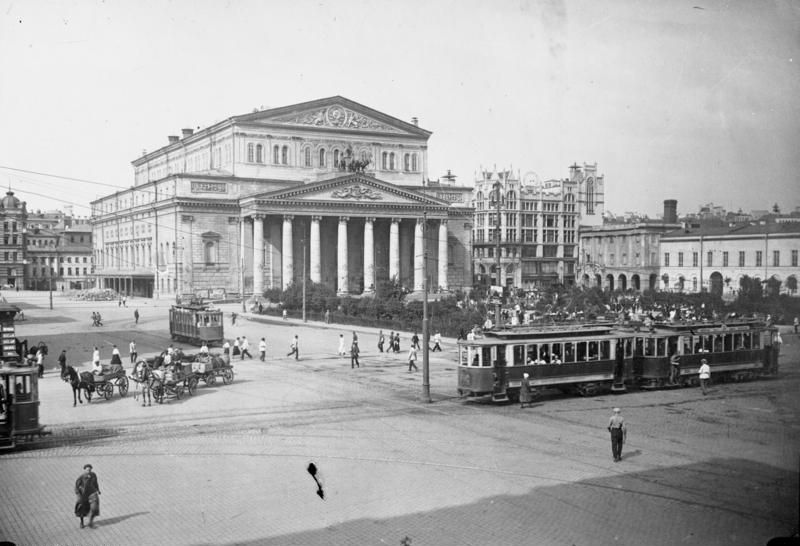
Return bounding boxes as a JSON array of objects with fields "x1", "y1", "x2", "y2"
[{"x1": 90, "y1": 96, "x2": 472, "y2": 299}]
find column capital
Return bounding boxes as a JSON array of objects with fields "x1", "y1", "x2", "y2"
[
  {"x1": 252, "y1": 214, "x2": 265, "y2": 221},
  {"x1": 416, "y1": 218, "x2": 425, "y2": 226},
  {"x1": 283, "y1": 215, "x2": 294, "y2": 223},
  {"x1": 339, "y1": 216, "x2": 349, "y2": 223},
  {"x1": 390, "y1": 217, "x2": 402, "y2": 225},
  {"x1": 311, "y1": 215, "x2": 323, "y2": 222},
  {"x1": 365, "y1": 217, "x2": 376, "y2": 224},
  {"x1": 439, "y1": 219, "x2": 447, "y2": 227}
]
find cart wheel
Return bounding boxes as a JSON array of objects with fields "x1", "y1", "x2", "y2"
[
  {"x1": 102, "y1": 384, "x2": 113, "y2": 400},
  {"x1": 206, "y1": 374, "x2": 216, "y2": 386},
  {"x1": 188, "y1": 377, "x2": 198, "y2": 396},
  {"x1": 222, "y1": 368, "x2": 234, "y2": 385},
  {"x1": 119, "y1": 376, "x2": 129, "y2": 397},
  {"x1": 176, "y1": 386, "x2": 184, "y2": 400},
  {"x1": 153, "y1": 385, "x2": 164, "y2": 404}
]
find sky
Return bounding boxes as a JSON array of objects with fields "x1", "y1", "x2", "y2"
[{"x1": 1, "y1": 0, "x2": 798, "y2": 218}]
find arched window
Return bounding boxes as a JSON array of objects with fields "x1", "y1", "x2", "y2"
[
  {"x1": 403, "y1": 154, "x2": 410, "y2": 172},
  {"x1": 382, "y1": 152, "x2": 388, "y2": 170},
  {"x1": 256, "y1": 144, "x2": 263, "y2": 163},
  {"x1": 304, "y1": 147, "x2": 311, "y2": 167},
  {"x1": 281, "y1": 145, "x2": 288, "y2": 165},
  {"x1": 273, "y1": 145, "x2": 280, "y2": 164},
  {"x1": 586, "y1": 178, "x2": 595, "y2": 214},
  {"x1": 389, "y1": 152, "x2": 395, "y2": 170},
  {"x1": 247, "y1": 143, "x2": 254, "y2": 163},
  {"x1": 204, "y1": 241, "x2": 217, "y2": 265},
  {"x1": 411, "y1": 153, "x2": 418, "y2": 171},
  {"x1": 319, "y1": 148, "x2": 326, "y2": 167}
]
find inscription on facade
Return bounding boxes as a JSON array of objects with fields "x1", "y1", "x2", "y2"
[
  {"x1": 191, "y1": 181, "x2": 227, "y2": 193},
  {"x1": 331, "y1": 185, "x2": 383, "y2": 200},
  {"x1": 436, "y1": 192, "x2": 463, "y2": 203}
]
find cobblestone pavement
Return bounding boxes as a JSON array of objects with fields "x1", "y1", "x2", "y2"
[{"x1": 1, "y1": 291, "x2": 798, "y2": 546}]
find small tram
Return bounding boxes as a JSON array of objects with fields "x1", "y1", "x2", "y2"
[
  {"x1": 0, "y1": 303, "x2": 49, "y2": 449},
  {"x1": 169, "y1": 303, "x2": 224, "y2": 346},
  {"x1": 457, "y1": 319, "x2": 779, "y2": 403}
]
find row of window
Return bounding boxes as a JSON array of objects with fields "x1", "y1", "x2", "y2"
[
  {"x1": 31, "y1": 267, "x2": 90, "y2": 277},
  {"x1": 664, "y1": 249, "x2": 798, "y2": 268},
  {"x1": 245, "y1": 143, "x2": 421, "y2": 173},
  {"x1": 473, "y1": 245, "x2": 574, "y2": 259}
]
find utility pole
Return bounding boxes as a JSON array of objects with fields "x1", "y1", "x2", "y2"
[
  {"x1": 494, "y1": 180, "x2": 502, "y2": 327},
  {"x1": 422, "y1": 210, "x2": 431, "y2": 403},
  {"x1": 302, "y1": 222, "x2": 307, "y2": 323}
]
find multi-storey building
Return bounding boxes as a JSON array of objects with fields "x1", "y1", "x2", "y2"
[
  {"x1": 91, "y1": 96, "x2": 473, "y2": 299},
  {"x1": 24, "y1": 212, "x2": 94, "y2": 291},
  {"x1": 578, "y1": 200, "x2": 681, "y2": 291},
  {"x1": 0, "y1": 190, "x2": 27, "y2": 289},
  {"x1": 472, "y1": 163, "x2": 603, "y2": 290},
  {"x1": 660, "y1": 222, "x2": 800, "y2": 297}
]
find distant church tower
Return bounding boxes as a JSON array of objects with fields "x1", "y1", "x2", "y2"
[{"x1": 572, "y1": 163, "x2": 604, "y2": 227}]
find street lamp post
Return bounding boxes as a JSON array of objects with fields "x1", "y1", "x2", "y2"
[
  {"x1": 302, "y1": 222, "x2": 307, "y2": 323},
  {"x1": 422, "y1": 211, "x2": 431, "y2": 403},
  {"x1": 494, "y1": 180, "x2": 502, "y2": 327}
]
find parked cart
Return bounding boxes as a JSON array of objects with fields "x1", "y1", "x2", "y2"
[{"x1": 92, "y1": 364, "x2": 129, "y2": 400}]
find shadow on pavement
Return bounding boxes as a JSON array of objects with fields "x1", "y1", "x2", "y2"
[
  {"x1": 95, "y1": 512, "x2": 150, "y2": 528},
  {"x1": 217, "y1": 458, "x2": 798, "y2": 546}
]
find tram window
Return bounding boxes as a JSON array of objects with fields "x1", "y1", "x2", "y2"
[
  {"x1": 540, "y1": 344, "x2": 550, "y2": 363},
  {"x1": 682, "y1": 336, "x2": 692, "y2": 355},
  {"x1": 713, "y1": 335, "x2": 723, "y2": 352},
  {"x1": 656, "y1": 337, "x2": 666, "y2": 356},
  {"x1": 564, "y1": 342, "x2": 575, "y2": 363},
  {"x1": 702, "y1": 335, "x2": 713, "y2": 353},
  {"x1": 733, "y1": 333, "x2": 743, "y2": 350},
  {"x1": 551, "y1": 343, "x2": 562, "y2": 363},
  {"x1": 526, "y1": 344, "x2": 538, "y2": 364},
  {"x1": 512, "y1": 345, "x2": 524, "y2": 366},
  {"x1": 635, "y1": 338, "x2": 644, "y2": 356},
  {"x1": 743, "y1": 333, "x2": 752, "y2": 349},
  {"x1": 724, "y1": 334, "x2": 733, "y2": 352},
  {"x1": 600, "y1": 340, "x2": 610, "y2": 360},
  {"x1": 576, "y1": 341, "x2": 587, "y2": 361},
  {"x1": 588, "y1": 341, "x2": 598, "y2": 361},
  {"x1": 644, "y1": 338, "x2": 656, "y2": 357},
  {"x1": 481, "y1": 347, "x2": 492, "y2": 367},
  {"x1": 668, "y1": 336, "x2": 678, "y2": 357},
  {"x1": 624, "y1": 339, "x2": 633, "y2": 358},
  {"x1": 752, "y1": 333, "x2": 761, "y2": 349},
  {"x1": 14, "y1": 376, "x2": 30, "y2": 401}
]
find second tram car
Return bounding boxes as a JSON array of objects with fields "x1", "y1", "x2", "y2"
[
  {"x1": 457, "y1": 319, "x2": 779, "y2": 403},
  {"x1": 169, "y1": 304, "x2": 224, "y2": 346}
]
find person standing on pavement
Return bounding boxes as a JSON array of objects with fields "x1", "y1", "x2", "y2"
[
  {"x1": 698, "y1": 358, "x2": 711, "y2": 395},
  {"x1": 36, "y1": 347, "x2": 45, "y2": 378},
  {"x1": 129, "y1": 340, "x2": 137, "y2": 364},
  {"x1": 411, "y1": 332, "x2": 420, "y2": 350},
  {"x1": 378, "y1": 330, "x2": 385, "y2": 353},
  {"x1": 240, "y1": 336, "x2": 252, "y2": 359},
  {"x1": 222, "y1": 339, "x2": 231, "y2": 358},
  {"x1": 351, "y1": 340, "x2": 360, "y2": 368},
  {"x1": 407, "y1": 345, "x2": 418, "y2": 372},
  {"x1": 231, "y1": 312, "x2": 237, "y2": 326},
  {"x1": 232, "y1": 337, "x2": 241, "y2": 358},
  {"x1": 794, "y1": 316, "x2": 798, "y2": 334},
  {"x1": 259, "y1": 337, "x2": 267, "y2": 361},
  {"x1": 338, "y1": 334, "x2": 346, "y2": 357},
  {"x1": 134, "y1": 308, "x2": 139, "y2": 325},
  {"x1": 92, "y1": 347, "x2": 100, "y2": 368},
  {"x1": 669, "y1": 351, "x2": 681, "y2": 385},
  {"x1": 394, "y1": 332, "x2": 401, "y2": 354},
  {"x1": 74, "y1": 463, "x2": 101, "y2": 529},
  {"x1": 519, "y1": 373, "x2": 534, "y2": 408},
  {"x1": 608, "y1": 408, "x2": 626, "y2": 462},
  {"x1": 58, "y1": 349, "x2": 67, "y2": 379},
  {"x1": 287, "y1": 334, "x2": 299, "y2": 360},
  {"x1": 110, "y1": 345, "x2": 122, "y2": 365},
  {"x1": 431, "y1": 332, "x2": 442, "y2": 352},
  {"x1": 325, "y1": 309, "x2": 331, "y2": 324}
]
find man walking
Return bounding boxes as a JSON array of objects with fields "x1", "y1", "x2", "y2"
[
  {"x1": 407, "y1": 345, "x2": 418, "y2": 372},
  {"x1": 129, "y1": 340, "x2": 137, "y2": 364},
  {"x1": 351, "y1": 340, "x2": 360, "y2": 368},
  {"x1": 74, "y1": 463, "x2": 101, "y2": 529},
  {"x1": 698, "y1": 358, "x2": 711, "y2": 395},
  {"x1": 240, "y1": 336, "x2": 252, "y2": 359},
  {"x1": 324, "y1": 309, "x2": 331, "y2": 324},
  {"x1": 378, "y1": 330, "x2": 385, "y2": 353},
  {"x1": 431, "y1": 332, "x2": 442, "y2": 352},
  {"x1": 411, "y1": 332, "x2": 420, "y2": 350},
  {"x1": 338, "y1": 334, "x2": 346, "y2": 357},
  {"x1": 58, "y1": 349, "x2": 67, "y2": 379},
  {"x1": 259, "y1": 337, "x2": 267, "y2": 361},
  {"x1": 607, "y1": 407, "x2": 626, "y2": 462},
  {"x1": 287, "y1": 335, "x2": 299, "y2": 360},
  {"x1": 134, "y1": 308, "x2": 139, "y2": 325}
]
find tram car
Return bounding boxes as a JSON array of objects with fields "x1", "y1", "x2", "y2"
[
  {"x1": 457, "y1": 319, "x2": 780, "y2": 403},
  {"x1": 0, "y1": 303, "x2": 49, "y2": 449},
  {"x1": 168, "y1": 303, "x2": 224, "y2": 346}
]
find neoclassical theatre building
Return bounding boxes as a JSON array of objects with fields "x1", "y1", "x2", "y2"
[{"x1": 91, "y1": 97, "x2": 473, "y2": 299}]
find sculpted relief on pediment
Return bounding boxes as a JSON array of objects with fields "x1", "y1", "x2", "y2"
[{"x1": 271, "y1": 105, "x2": 404, "y2": 134}]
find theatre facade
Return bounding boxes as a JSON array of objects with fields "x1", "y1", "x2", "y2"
[{"x1": 90, "y1": 96, "x2": 473, "y2": 299}]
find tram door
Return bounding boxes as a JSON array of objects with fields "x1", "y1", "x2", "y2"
[
  {"x1": 492, "y1": 345, "x2": 507, "y2": 396},
  {"x1": 613, "y1": 339, "x2": 625, "y2": 387}
]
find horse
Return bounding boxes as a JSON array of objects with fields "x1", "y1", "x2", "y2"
[
  {"x1": 65, "y1": 366, "x2": 95, "y2": 406},
  {"x1": 130, "y1": 360, "x2": 157, "y2": 407}
]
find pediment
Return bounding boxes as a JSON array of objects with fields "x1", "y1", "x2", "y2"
[
  {"x1": 250, "y1": 174, "x2": 449, "y2": 207},
  {"x1": 234, "y1": 96, "x2": 430, "y2": 137}
]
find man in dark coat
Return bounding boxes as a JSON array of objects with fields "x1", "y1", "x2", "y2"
[
  {"x1": 519, "y1": 373, "x2": 535, "y2": 408},
  {"x1": 58, "y1": 350, "x2": 67, "y2": 380},
  {"x1": 75, "y1": 463, "x2": 101, "y2": 529}
]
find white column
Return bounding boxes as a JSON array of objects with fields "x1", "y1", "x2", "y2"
[
  {"x1": 253, "y1": 215, "x2": 264, "y2": 295},
  {"x1": 389, "y1": 218, "x2": 400, "y2": 281},
  {"x1": 414, "y1": 218, "x2": 424, "y2": 292},
  {"x1": 438, "y1": 220, "x2": 448, "y2": 291},
  {"x1": 240, "y1": 216, "x2": 246, "y2": 295},
  {"x1": 310, "y1": 215, "x2": 322, "y2": 284},
  {"x1": 337, "y1": 217, "x2": 349, "y2": 294},
  {"x1": 282, "y1": 215, "x2": 293, "y2": 290},
  {"x1": 363, "y1": 217, "x2": 375, "y2": 293}
]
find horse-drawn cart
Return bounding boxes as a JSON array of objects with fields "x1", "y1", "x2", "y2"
[
  {"x1": 190, "y1": 355, "x2": 234, "y2": 386},
  {"x1": 150, "y1": 365, "x2": 198, "y2": 404},
  {"x1": 92, "y1": 364, "x2": 129, "y2": 400}
]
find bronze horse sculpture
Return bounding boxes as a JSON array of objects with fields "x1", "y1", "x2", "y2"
[{"x1": 64, "y1": 366, "x2": 95, "y2": 406}]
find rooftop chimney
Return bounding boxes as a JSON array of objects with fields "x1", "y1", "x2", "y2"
[
  {"x1": 411, "y1": 117, "x2": 418, "y2": 126},
  {"x1": 168, "y1": 135, "x2": 179, "y2": 144},
  {"x1": 182, "y1": 128, "x2": 194, "y2": 138},
  {"x1": 664, "y1": 199, "x2": 678, "y2": 223}
]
